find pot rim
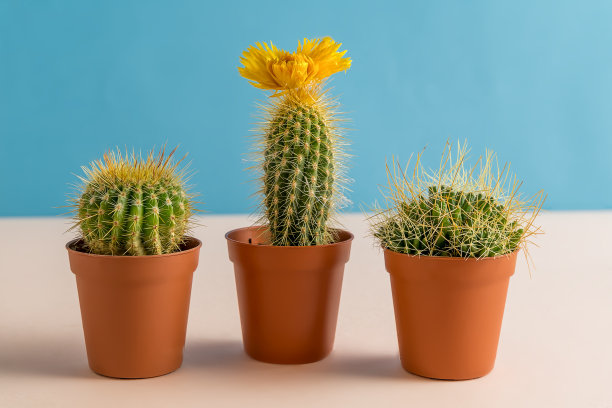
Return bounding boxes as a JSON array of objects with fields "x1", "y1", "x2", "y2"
[
  {"x1": 225, "y1": 226, "x2": 354, "y2": 249},
  {"x1": 65, "y1": 236, "x2": 202, "y2": 259},
  {"x1": 382, "y1": 246, "x2": 519, "y2": 262}
]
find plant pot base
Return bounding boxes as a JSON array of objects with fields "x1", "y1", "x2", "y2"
[
  {"x1": 244, "y1": 348, "x2": 332, "y2": 365},
  {"x1": 401, "y1": 361, "x2": 494, "y2": 381},
  {"x1": 89, "y1": 359, "x2": 182, "y2": 379}
]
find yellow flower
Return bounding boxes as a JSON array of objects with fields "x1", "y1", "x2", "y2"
[{"x1": 239, "y1": 37, "x2": 351, "y2": 99}]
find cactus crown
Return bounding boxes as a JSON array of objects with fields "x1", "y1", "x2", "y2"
[
  {"x1": 239, "y1": 38, "x2": 351, "y2": 246},
  {"x1": 370, "y1": 142, "x2": 545, "y2": 259},
  {"x1": 69, "y1": 147, "x2": 195, "y2": 256}
]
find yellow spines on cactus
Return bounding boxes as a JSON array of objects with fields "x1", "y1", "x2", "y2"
[
  {"x1": 70, "y1": 147, "x2": 195, "y2": 255},
  {"x1": 239, "y1": 37, "x2": 351, "y2": 246},
  {"x1": 369, "y1": 142, "x2": 546, "y2": 259}
]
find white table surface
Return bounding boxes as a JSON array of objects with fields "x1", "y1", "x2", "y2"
[{"x1": 0, "y1": 213, "x2": 610, "y2": 407}]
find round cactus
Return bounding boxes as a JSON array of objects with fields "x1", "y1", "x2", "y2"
[
  {"x1": 239, "y1": 38, "x2": 351, "y2": 246},
  {"x1": 71, "y1": 147, "x2": 193, "y2": 255},
  {"x1": 371, "y1": 142, "x2": 545, "y2": 258}
]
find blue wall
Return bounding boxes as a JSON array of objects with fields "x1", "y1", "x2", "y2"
[{"x1": 1, "y1": 0, "x2": 611, "y2": 215}]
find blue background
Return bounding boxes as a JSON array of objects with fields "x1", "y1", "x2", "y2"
[{"x1": 1, "y1": 0, "x2": 611, "y2": 216}]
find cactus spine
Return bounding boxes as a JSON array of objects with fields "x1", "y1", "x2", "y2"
[
  {"x1": 371, "y1": 142, "x2": 546, "y2": 259},
  {"x1": 239, "y1": 38, "x2": 351, "y2": 246},
  {"x1": 72, "y1": 148, "x2": 193, "y2": 255}
]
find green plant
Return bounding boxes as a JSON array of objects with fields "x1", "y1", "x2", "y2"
[
  {"x1": 69, "y1": 147, "x2": 194, "y2": 255},
  {"x1": 239, "y1": 38, "x2": 351, "y2": 246},
  {"x1": 370, "y1": 142, "x2": 545, "y2": 258}
]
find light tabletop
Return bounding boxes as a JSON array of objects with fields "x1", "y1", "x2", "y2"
[{"x1": 1, "y1": 213, "x2": 611, "y2": 407}]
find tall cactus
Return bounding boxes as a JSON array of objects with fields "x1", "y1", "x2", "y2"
[
  {"x1": 70, "y1": 147, "x2": 193, "y2": 255},
  {"x1": 239, "y1": 38, "x2": 351, "y2": 246}
]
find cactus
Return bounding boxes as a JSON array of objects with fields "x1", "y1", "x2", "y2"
[
  {"x1": 239, "y1": 38, "x2": 351, "y2": 246},
  {"x1": 262, "y1": 98, "x2": 336, "y2": 245},
  {"x1": 70, "y1": 147, "x2": 194, "y2": 255},
  {"x1": 370, "y1": 142, "x2": 546, "y2": 258}
]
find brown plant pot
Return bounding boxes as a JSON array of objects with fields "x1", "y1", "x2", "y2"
[
  {"x1": 384, "y1": 248, "x2": 517, "y2": 380},
  {"x1": 66, "y1": 237, "x2": 201, "y2": 379},
  {"x1": 226, "y1": 226, "x2": 353, "y2": 364}
]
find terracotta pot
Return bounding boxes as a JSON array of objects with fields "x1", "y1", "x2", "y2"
[
  {"x1": 384, "y1": 248, "x2": 517, "y2": 380},
  {"x1": 66, "y1": 237, "x2": 201, "y2": 379},
  {"x1": 226, "y1": 226, "x2": 353, "y2": 364}
]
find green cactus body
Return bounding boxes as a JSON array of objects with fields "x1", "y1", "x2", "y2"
[
  {"x1": 372, "y1": 143, "x2": 545, "y2": 259},
  {"x1": 78, "y1": 182, "x2": 189, "y2": 255},
  {"x1": 263, "y1": 101, "x2": 334, "y2": 246},
  {"x1": 73, "y1": 149, "x2": 192, "y2": 256},
  {"x1": 374, "y1": 185, "x2": 526, "y2": 258}
]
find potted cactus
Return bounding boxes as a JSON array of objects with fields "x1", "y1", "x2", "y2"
[
  {"x1": 370, "y1": 142, "x2": 545, "y2": 380},
  {"x1": 225, "y1": 38, "x2": 353, "y2": 364},
  {"x1": 65, "y1": 147, "x2": 201, "y2": 378}
]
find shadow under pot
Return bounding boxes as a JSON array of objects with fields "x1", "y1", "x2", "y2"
[
  {"x1": 65, "y1": 237, "x2": 202, "y2": 379},
  {"x1": 384, "y1": 249, "x2": 518, "y2": 380},
  {"x1": 226, "y1": 226, "x2": 353, "y2": 364}
]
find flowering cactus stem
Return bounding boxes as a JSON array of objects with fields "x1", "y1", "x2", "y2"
[{"x1": 239, "y1": 37, "x2": 352, "y2": 246}]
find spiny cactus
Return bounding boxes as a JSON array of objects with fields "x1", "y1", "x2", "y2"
[
  {"x1": 371, "y1": 142, "x2": 545, "y2": 258},
  {"x1": 70, "y1": 147, "x2": 194, "y2": 255},
  {"x1": 239, "y1": 38, "x2": 351, "y2": 246}
]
